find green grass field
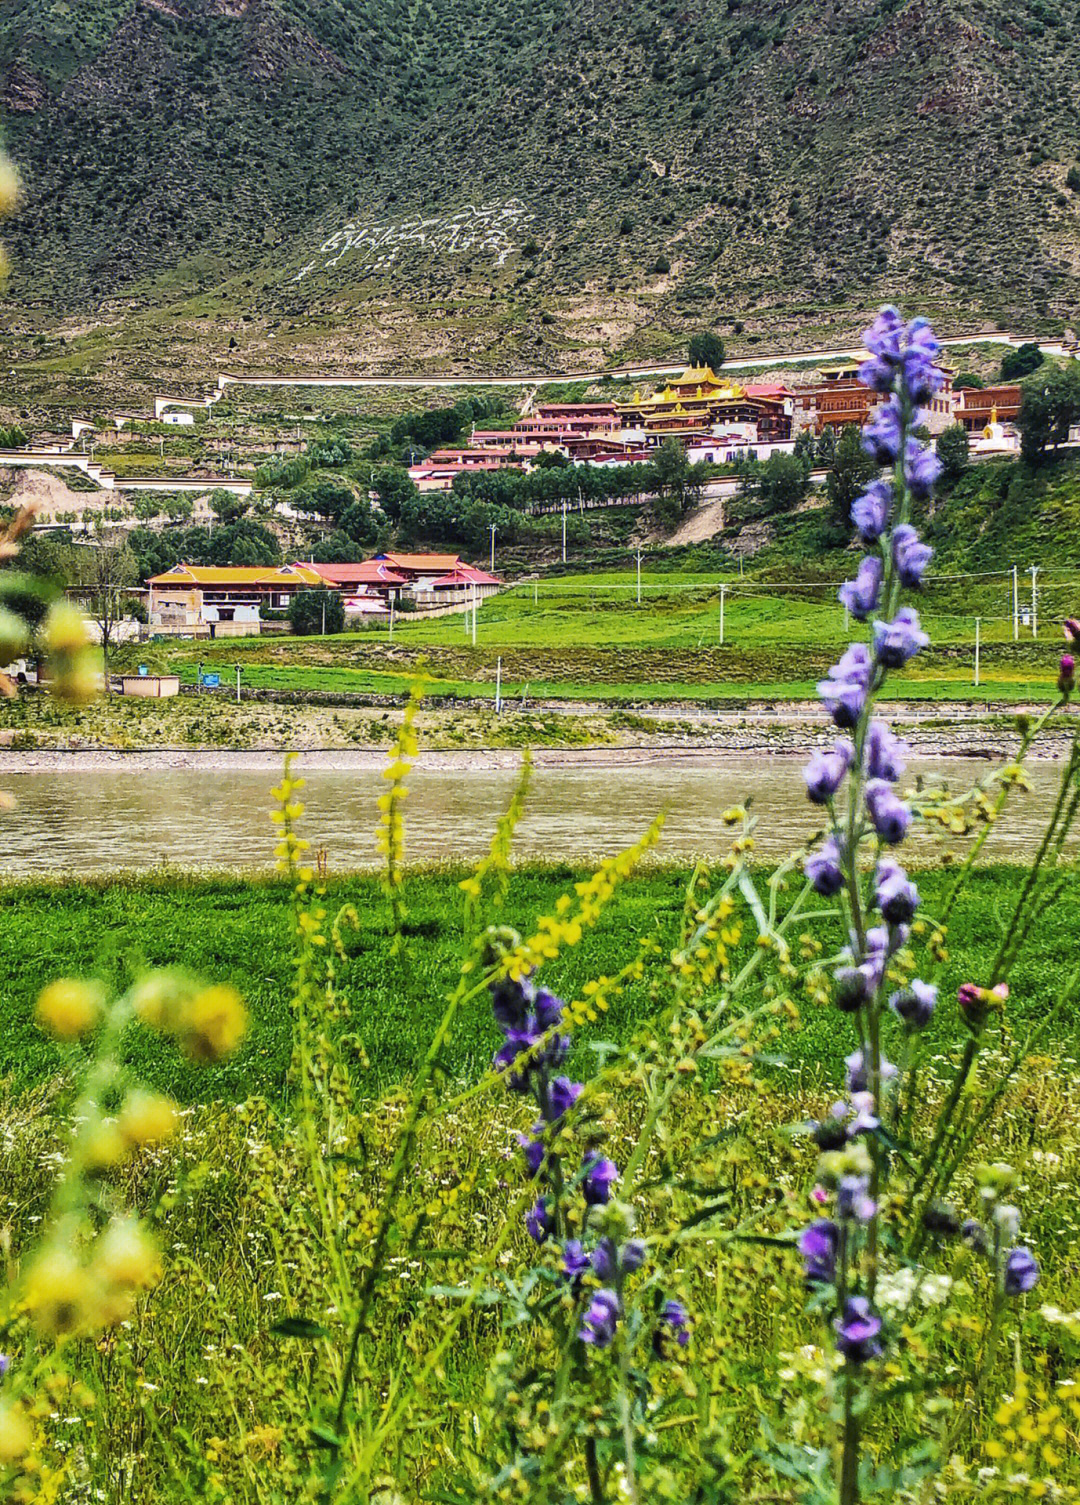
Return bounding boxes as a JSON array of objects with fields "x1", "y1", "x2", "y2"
[
  {"x1": 156, "y1": 573, "x2": 1064, "y2": 706},
  {"x1": 3, "y1": 863, "x2": 1078, "y2": 1104}
]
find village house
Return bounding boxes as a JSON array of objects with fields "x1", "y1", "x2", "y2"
[
  {"x1": 146, "y1": 563, "x2": 326, "y2": 636},
  {"x1": 953, "y1": 384, "x2": 1023, "y2": 432},
  {"x1": 616, "y1": 366, "x2": 794, "y2": 443}
]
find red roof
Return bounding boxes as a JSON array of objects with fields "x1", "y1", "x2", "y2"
[
  {"x1": 302, "y1": 560, "x2": 408, "y2": 586},
  {"x1": 428, "y1": 566, "x2": 502, "y2": 588},
  {"x1": 744, "y1": 382, "x2": 794, "y2": 398}
]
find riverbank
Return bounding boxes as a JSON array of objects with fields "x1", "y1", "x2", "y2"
[{"x1": 0, "y1": 687, "x2": 1074, "y2": 766}]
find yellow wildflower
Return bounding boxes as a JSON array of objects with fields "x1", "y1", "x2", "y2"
[
  {"x1": 34, "y1": 979, "x2": 103, "y2": 1040},
  {"x1": 0, "y1": 157, "x2": 20, "y2": 218},
  {"x1": 0, "y1": 1403, "x2": 31, "y2": 1464},
  {"x1": 23, "y1": 1244, "x2": 98, "y2": 1337},
  {"x1": 177, "y1": 984, "x2": 247, "y2": 1063},
  {"x1": 119, "y1": 1090, "x2": 179, "y2": 1146},
  {"x1": 82, "y1": 1118, "x2": 129, "y2": 1171}
]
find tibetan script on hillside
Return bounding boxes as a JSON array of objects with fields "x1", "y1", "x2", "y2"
[{"x1": 294, "y1": 199, "x2": 535, "y2": 280}]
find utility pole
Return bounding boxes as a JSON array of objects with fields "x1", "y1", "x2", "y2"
[
  {"x1": 389, "y1": 598, "x2": 395, "y2": 640},
  {"x1": 974, "y1": 617, "x2": 981, "y2": 686},
  {"x1": 235, "y1": 663, "x2": 241, "y2": 704},
  {"x1": 1030, "y1": 565, "x2": 1040, "y2": 638},
  {"x1": 321, "y1": 596, "x2": 326, "y2": 636},
  {"x1": 719, "y1": 583, "x2": 726, "y2": 646},
  {"x1": 562, "y1": 497, "x2": 567, "y2": 563},
  {"x1": 472, "y1": 583, "x2": 478, "y2": 647},
  {"x1": 495, "y1": 656, "x2": 502, "y2": 714},
  {"x1": 490, "y1": 523, "x2": 497, "y2": 573},
  {"x1": 1012, "y1": 564, "x2": 1019, "y2": 642},
  {"x1": 636, "y1": 548, "x2": 642, "y2": 605}
]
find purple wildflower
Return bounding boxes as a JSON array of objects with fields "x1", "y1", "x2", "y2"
[
  {"x1": 490, "y1": 975, "x2": 533, "y2": 1029},
  {"x1": 526, "y1": 1198, "x2": 553, "y2": 1244},
  {"x1": 866, "y1": 720, "x2": 907, "y2": 782},
  {"x1": 835, "y1": 1296, "x2": 883, "y2": 1363},
  {"x1": 833, "y1": 965, "x2": 873, "y2": 1013},
  {"x1": 562, "y1": 1239, "x2": 590, "y2": 1281},
  {"x1": 890, "y1": 979, "x2": 937, "y2": 1030},
  {"x1": 851, "y1": 478, "x2": 893, "y2": 542},
  {"x1": 901, "y1": 318, "x2": 944, "y2": 403},
  {"x1": 818, "y1": 643, "x2": 873, "y2": 729},
  {"x1": 847, "y1": 1091, "x2": 880, "y2": 1136},
  {"x1": 837, "y1": 1174, "x2": 877, "y2": 1223},
  {"x1": 806, "y1": 836, "x2": 845, "y2": 897},
  {"x1": 804, "y1": 740, "x2": 853, "y2": 804},
  {"x1": 660, "y1": 1299, "x2": 691, "y2": 1348},
  {"x1": 903, "y1": 437, "x2": 942, "y2": 500},
  {"x1": 591, "y1": 1238, "x2": 616, "y2": 1281},
  {"x1": 874, "y1": 607, "x2": 929, "y2": 668},
  {"x1": 875, "y1": 859, "x2": 919, "y2": 924},
  {"x1": 582, "y1": 1154, "x2": 619, "y2": 1206},
  {"x1": 846, "y1": 1048, "x2": 897, "y2": 1094},
  {"x1": 1004, "y1": 1247, "x2": 1039, "y2": 1296},
  {"x1": 892, "y1": 524, "x2": 933, "y2": 588},
  {"x1": 621, "y1": 1238, "x2": 646, "y2": 1272},
  {"x1": 547, "y1": 1076, "x2": 583, "y2": 1121},
  {"x1": 863, "y1": 306, "x2": 905, "y2": 363},
  {"x1": 863, "y1": 397, "x2": 903, "y2": 463},
  {"x1": 865, "y1": 779, "x2": 911, "y2": 844},
  {"x1": 839, "y1": 556, "x2": 883, "y2": 621},
  {"x1": 533, "y1": 988, "x2": 565, "y2": 1031},
  {"x1": 798, "y1": 1219, "x2": 839, "y2": 1283},
  {"x1": 580, "y1": 1289, "x2": 620, "y2": 1347},
  {"x1": 519, "y1": 1126, "x2": 546, "y2": 1177}
]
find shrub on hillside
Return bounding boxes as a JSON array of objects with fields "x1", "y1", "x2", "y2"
[{"x1": 1001, "y1": 341, "x2": 1045, "y2": 381}]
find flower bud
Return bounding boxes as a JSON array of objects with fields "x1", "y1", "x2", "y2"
[
  {"x1": 119, "y1": 1090, "x2": 179, "y2": 1146},
  {"x1": 0, "y1": 1402, "x2": 31, "y2": 1464}
]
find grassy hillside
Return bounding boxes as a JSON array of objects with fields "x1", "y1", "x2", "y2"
[{"x1": 2, "y1": 0, "x2": 1080, "y2": 390}]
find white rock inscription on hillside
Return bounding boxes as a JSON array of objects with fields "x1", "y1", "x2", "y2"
[{"x1": 293, "y1": 198, "x2": 535, "y2": 281}]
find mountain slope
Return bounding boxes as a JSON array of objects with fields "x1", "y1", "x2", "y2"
[{"x1": 2, "y1": 0, "x2": 1080, "y2": 387}]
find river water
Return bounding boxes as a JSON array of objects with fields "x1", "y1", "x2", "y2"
[{"x1": 0, "y1": 753, "x2": 1072, "y2": 877}]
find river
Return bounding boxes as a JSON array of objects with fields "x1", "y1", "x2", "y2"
[{"x1": 0, "y1": 752, "x2": 1072, "y2": 877}]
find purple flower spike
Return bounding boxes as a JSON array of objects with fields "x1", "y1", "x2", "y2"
[
  {"x1": 490, "y1": 975, "x2": 534, "y2": 1029},
  {"x1": 798, "y1": 1219, "x2": 839, "y2": 1283},
  {"x1": 851, "y1": 479, "x2": 893, "y2": 542},
  {"x1": 582, "y1": 1153, "x2": 619, "y2": 1206},
  {"x1": 839, "y1": 556, "x2": 883, "y2": 622},
  {"x1": 904, "y1": 437, "x2": 943, "y2": 500},
  {"x1": 804, "y1": 740, "x2": 853, "y2": 804},
  {"x1": 858, "y1": 356, "x2": 895, "y2": 394},
  {"x1": 806, "y1": 836, "x2": 845, "y2": 897},
  {"x1": 866, "y1": 720, "x2": 907, "y2": 782},
  {"x1": 892, "y1": 524, "x2": 933, "y2": 588},
  {"x1": 526, "y1": 1198, "x2": 553, "y2": 1244},
  {"x1": 580, "y1": 1289, "x2": 620, "y2": 1347},
  {"x1": 863, "y1": 397, "x2": 903, "y2": 463},
  {"x1": 660, "y1": 1299, "x2": 691, "y2": 1347},
  {"x1": 901, "y1": 318, "x2": 944, "y2": 403},
  {"x1": 890, "y1": 979, "x2": 937, "y2": 1030},
  {"x1": 865, "y1": 779, "x2": 911, "y2": 844},
  {"x1": 875, "y1": 859, "x2": 919, "y2": 924},
  {"x1": 1004, "y1": 1247, "x2": 1039, "y2": 1296},
  {"x1": 835, "y1": 1296, "x2": 883, "y2": 1363},
  {"x1": 874, "y1": 608, "x2": 929, "y2": 669}
]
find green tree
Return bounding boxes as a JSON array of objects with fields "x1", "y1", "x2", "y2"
[
  {"x1": 688, "y1": 331, "x2": 725, "y2": 371},
  {"x1": 825, "y1": 424, "x2": 878, "y2": 534},
  {"x1": 1018, "y1": 363, "x2": 1080, "y2": 465},
  {"x1": 935, "y1": 424, "x2": 970, "y2": 486},
  {"x1": 208, "y1": 488, "x2": 250, "y2": 525},
  {"x1": 952, "y1": 371, "x2": 984, "y2": 390},
  {"x1": 70, "y1": 532, "x2": 138, "y2": 675},
  {"x1": 651, "y1": 438, "x2": 702, "y2": 520},
  {"x1": 1001, "y1": 343, "x2": 1045, "y2": 382},
  {"x1": 754, "y1": 452, "x2": 809, "y2": 515},
  {"x1": 289, "y1": 589, "x2": 345, "y2": 636},
  {"x1": 373, "y1": 466, "x2": 420, "y2": 524}
]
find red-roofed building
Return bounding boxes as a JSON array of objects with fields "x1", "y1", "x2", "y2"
[{"x1": 415, "y1": 563, "x2": 503, "y2": 606}]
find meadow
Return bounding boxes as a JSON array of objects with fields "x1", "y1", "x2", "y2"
[{"x1": 158, "y1": 575, "x2": 1068, "y2": 708}]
